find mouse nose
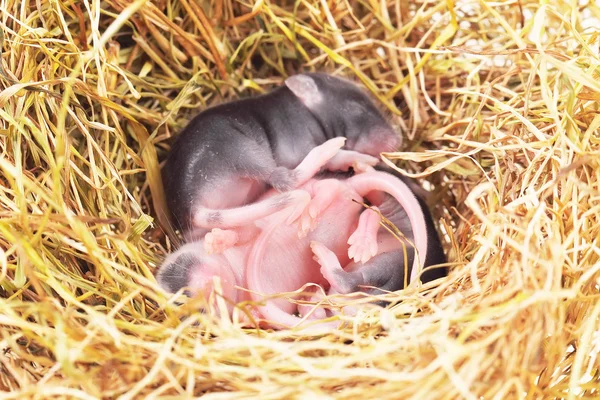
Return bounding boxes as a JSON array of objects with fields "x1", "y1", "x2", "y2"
[{"x1": 355, "y1": 127, "x2": 401, "y2": 156}]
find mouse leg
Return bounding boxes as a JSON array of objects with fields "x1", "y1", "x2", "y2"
[
  {"x1": 271, "y1": 137, "x2": 380, "y2": 189},
  {"x1": 192, "y1": 138, "x2": 348, "y2": 230},
  {"x1": 281, "y1": 137, "x2": 346, "y2": 187},
  {"x1": 324, "y1": 150, "x2": 379, "y2": 172},
  {"x1": 310, "y1": 241, "x2": 363, "y2": 294},
  {"x1": 312, "y1": 241, "x2": 410, "y2": 295},
  {"x1": 297, "y1": 286, "x2": 328, "y2": 320},
  {"x1": 347, "y1": 206, "x2": 381, "y2": 264},
  {"x1": 346, "y1": 171, "x2": 429, "y2": 283},
  {"x1": 297, "y1": 179, "x2": 342, "y2": 237},
  {"x1": 193, "y1": 189, "x2": 312, "y2": 229}
]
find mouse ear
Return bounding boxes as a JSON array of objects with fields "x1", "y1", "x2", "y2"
[{"x1": 285, "y1": 74, "x2": 323, "y2": 109}]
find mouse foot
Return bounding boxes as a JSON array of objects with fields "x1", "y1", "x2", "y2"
[
  {"x1": 292, "y1": 137, "x2": 346, "y2": 185},
  {"x1": 297, "y1": 286, "x2": 328, "y2": 320},
  {"x1": 310, "y1": 241, "x2": 359, "y2": 294},
  {"x1": 347, "y1": 206, "x2": 381, "y2": 264},
  {"x1": 325, "y1": 150, "x2": 379, "y2": 173},
  {"x1": 284, "y1": 191, "x2": 312, "y2": 226},
  {"x1": 296, "y1": 179, "x2": 341, "y2": 238},
  {"x1": 352, "y1": 160, "x2": 377, "y2": 174},
  {"x1": 204, "y1": 228, "x2": 239, "y2": 254}
]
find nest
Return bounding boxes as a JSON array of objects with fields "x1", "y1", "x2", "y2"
[{"x1": 1, "y1": 0, "x2": 599, "y2": 398}]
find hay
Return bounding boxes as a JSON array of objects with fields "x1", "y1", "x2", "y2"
[{"x1": 0, "y1": 0, "x2": 599, "y2": 398}]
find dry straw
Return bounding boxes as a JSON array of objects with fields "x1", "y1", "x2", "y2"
[{"x1": 0, "y1": 0, "x2": 599, "y2": 398}]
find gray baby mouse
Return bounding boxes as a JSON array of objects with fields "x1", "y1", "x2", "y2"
[{"x1": 162, "y1": 72, "x2": 401, "y2": 240}]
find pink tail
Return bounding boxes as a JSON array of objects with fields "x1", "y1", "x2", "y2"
[{"x1": 346, "y1": 171, "x2": 429, "y2": 284}]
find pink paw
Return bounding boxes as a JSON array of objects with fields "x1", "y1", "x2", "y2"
[
  {"x1": 352, "y1": 160, "x2": 377, "y2": 174},
  {"x1": 318, "y1": 137, "x2": 347, "y2": 161},
  {"x1": 310, "y1": 241, "x2": 344, "y2": 285},
  {"x1": 204, "y1": 228, "x2": 238, "y2": 254},
  {"x1": 296, "y1": 196, "x2": 329, "y2": 238},
  {"x1": 297, "y1": 206, "x2": 319, "y2": 238},
  {"x1": 297, "y1": 286, "x2": 327, "y2": 320},
  {"x1": 352, "y1": 152, "x2": 379, "y2": 168},
  {"x1": 296, "y1": 179, "x2": 341, "y2": 238},
  {"x1": 347, "y1": 231, "x2": 378, "y2": 264},
  {"x1": 284, "y1": 191, "x2": 311, "y2": 225},
  {"x1": 325, "y1": 149, "x2": 379, "y2": 172},
  {"x1": 347, "y1": 206, "x2": 381, "y2": 263}
]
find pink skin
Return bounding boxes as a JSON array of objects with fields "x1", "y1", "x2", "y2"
[
  {"x1": 156, "y1": 241, "x2": 252, "y2": 315},
  {"x1": 188, "y1": 255, "x2": 237, "y2": 305},
  {"x1": 308, "y1": 171, "x2": 430, "y2": 299},
  {"x1": 347, "y1": 206, "x2": 381, "y2": 264},
  {"x1": 162, "y1": 139, "x2": 373, "y2": 327},
  {"x1": 311, "y1": 242, "x2": 347, "y2": 294},
  {"x1": 245, "y1": 180, "x2": 361, "y2": 330},
  {"x1": 297, "y1": 286, "x2": 328, "y2": 320},
  {"x1": 159, "y1": 178, "x2": 362, "y2": 330}
]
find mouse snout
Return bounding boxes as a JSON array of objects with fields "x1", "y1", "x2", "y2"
[
  {"x1": 156, "y1": 252, "x2": 201, "y2": 294},
  {"x1": 157, "y1": 243, "x2": 237, "y2": 300},
  {"x1": 187, "y1": 256, "x2": 237, "y2": 302},
  {"x1": 353, "y1": 126, "x2": 401, "y2": 156}
]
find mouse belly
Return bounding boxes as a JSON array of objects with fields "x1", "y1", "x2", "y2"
[
  {"x1": 246, "y1": 194, "x2": 362, "y2": 316},
  {"x1": 247, "y1": 223, "x2": 320, "y2": 314}
]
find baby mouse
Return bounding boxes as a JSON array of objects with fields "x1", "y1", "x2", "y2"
[{"x1": 162, "y1": 72, "x2": 401, "y2": 240}]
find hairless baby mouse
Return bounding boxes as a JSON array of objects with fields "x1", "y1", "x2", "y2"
[{"x1": 162, "y1": 73, "x2": 400, "y2": 240}]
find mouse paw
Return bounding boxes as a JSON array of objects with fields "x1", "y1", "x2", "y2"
[
  {"x1": 317, "y1": 137, "x2": 347, "y2": 162},
  {"x1": 347, "y1": 206, "x2": 381, "y2": 263},
  {"x1": 296, "y1": 181, "x2": 339, "y2": 237},
  {"x1": 310, "y1": 241, "x2": 344, "y2": 285},
  {"x1": 347, "y1": 234, "x2": 378, "y2": 264},
  {"x1": 204, "y1": 228, "x2": 238, "y2": 254},
  {"x1": 297, "y1": 209, "x2": 318, "y2": 238},
  {"x1": 352, "y1": 160, "x2": 377, "y2": 174},
  {"x1": 293, "y1": 137, "x2": 346, "y2": 180},
  {"x1": 297, "y1": 286, "x2": 328, "y2": 320},
  {"x1": 284, "y1": 191, "x2": 312, "y2": 226},
  {"x1": 325, "y1": 150, "x2": 379, "y2": 172}
]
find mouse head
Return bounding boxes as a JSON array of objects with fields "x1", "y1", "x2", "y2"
[
  {"x1": 285, "y1": 73, "x2": 401, "y2": 156},
  {"x1": 156, "y1": 242, "x2": 238, "y2": 306}
]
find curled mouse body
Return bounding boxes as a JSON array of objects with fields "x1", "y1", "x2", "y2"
[
  {"x1": 162, "y1": 73, "x2": 400, "y2": 240},
  {"x1": 246, "y1": 169, "x2": 446, "y2": 327},
  {"x1": 156, "y1": 142, "x2": 446, "y2": 328}
]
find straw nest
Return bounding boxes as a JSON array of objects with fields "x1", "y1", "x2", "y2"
[{"x1": 1, "y1": 0, "x2": 599, "y2": 398}]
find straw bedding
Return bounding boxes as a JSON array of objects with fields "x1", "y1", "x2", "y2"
[{"x1": 1, "y1": 0, "x2": 599, "y2": 398}]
